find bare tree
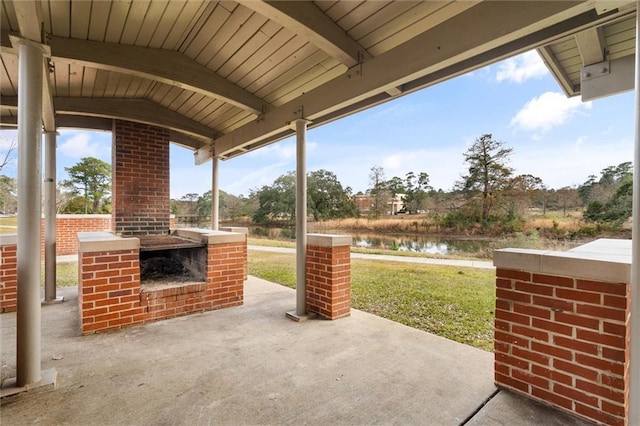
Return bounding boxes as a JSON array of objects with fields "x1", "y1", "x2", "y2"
[{"x1": 0, "y1": 139, "x2": 16, "y2": 174}]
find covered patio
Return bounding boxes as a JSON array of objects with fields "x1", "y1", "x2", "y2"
[
  {"x1": 1, "y1": 278, "x2": 589, "y2": 425},
  {"x1": 1, "y1": 0, "x2": 639, "y2": 424}
]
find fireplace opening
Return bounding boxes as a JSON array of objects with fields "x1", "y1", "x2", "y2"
[{"x1": 138, "y1": 235, "x2": 207, "y2": 286}]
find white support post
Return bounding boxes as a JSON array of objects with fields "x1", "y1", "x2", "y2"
[
  {"x1": 211, "y1": 157, "x2": 219, "y2": 230},
  {"x1": 43, "y1": 130, "x2": 62, "y2": 304},
  {"x1": 284, "y1": 118, "x2": 312, "y2": 321},
  {"x1": 628, "y1": 3, "x2": 640, "y2": 424},
  {"x1": 16, "y1": 39, "x2": 44, "y2": 387}
]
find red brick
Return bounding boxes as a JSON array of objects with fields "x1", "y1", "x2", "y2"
[
  {"x1": 553, "y1": 358, "x2": 598, "y2": 381},
  {"x1": 512, "y1": 346, "x2": 550, "y2": 366},
  {"x1": 575, "y1": 402, "x2": 625, "y2": 426},
  {"x1": 555, "y1": 288, "x2": 601, "y2": 304},
  {"x1": 575, "y1": 353, "x2": 624, "y2": 376},
  {"x1": 511, "y1": 325, "x2": 548, "y2": 342},
  {"x1": 576, "y1": 279, "x2": 626, "y2": 296},
  {"x1": 495, "y1": 372, "x2": 529, "y2": 393},
  {"x1": 495, "y1": 309, "x2": 530, "y2": 326},
  {"x1": 494, "y1": 330, "x2": 529, "y2": 348},
  {"x1": 603, "y1": 321, "x2": 626, "y2": 337},
  {"x1": 496, "y1": 288, "x2": 531, "y2": 304},
  {"x1": 531, "y1": 341, "x2": 572, "y2": 361},
  {"x1": 496, "y1": 269, "x2": 531, "y2": 281},
  {"x1": 553, "y1": 335, "x2": 598, "y2": 356},
  {"x1": 513, "y1": 303, "x2": 551, "y2": 320},
  {"x1": 576, "y1": 379, "x2": 625, "y2": 403},
  {"x1": 531, "y1": 364, "x2": 572, "y2": 386},
  {"x1": 531, "y1": 387, "x2": 573, "y2": 410},
  {"x1": 576, "y1": 303, "x2": 626, "y2": 322},
  {"x1": 553, "y1": 383, "x2": 599, "y2": 407},
  {"x1": 576, "y1": 329, "x2": 625, "y2": 349},
  {"x1": 531, "y1": 318, "x2": 573, "y2": 336},
  {"x1": 532, "y1": 274, "x2": 574, "y2": 288},
  {"x1": 514, "y1": 281, "x2": 553, "y2": 296},
  {"x1": 532, "y1": 296, "x2": 573, "y2": 312}
]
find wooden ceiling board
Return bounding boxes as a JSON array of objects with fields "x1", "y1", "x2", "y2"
[
  {"x1": 1, "y1": 0, "x2": 18, "y2": 31},
  {"x1": 0, "y1": 53, "x2": 18, "y2": 96},
  {"x1": 347, "y1": 1, "x2": 417, "y2": 42},
  {"x1": 103, "y1": 0, "x2": 130, "y2": 43},
  {"x1": 113, "y1": 73, "x2": 135, "y2": 98},
  {"x1": 53, "y1": 62, "x2": 70, "y2": 97},
  {"x1": 554, "y1": 48, "x2": 582, "y2": 63},
  {"x1": 548, "y1": 37, "x2": 577, "y2": 55},
  {"x1": 119, "y1": 0, "x2": 152, "y2": 45},
  {"x1": 175, "y1": 1, "x2": 217, "y2": 53},
  {"x1": 202, "y1": 103, "x2": 236, "y2": 128},
  {"x1": 205, "y1": 11, "x2": 268, "y2": 71},
  {"x1": 80, "y1": 67, "x2": 97, "y2": 97},
  {"x1": 87, "y1": 1, "x2": 111, "y2": 41},
  {"x1": 225, "y1": 27, "x2": 296, "y2": 87},
  {"x1": 102, "y1": 71, "x2": 123, "y2": 98},
  {"x1": 50, "y1": 0, "x2": 71, "y2": 37},
  {"x1": 148, "y1": 2, "x2": 190, "y2": 50},
  {"x1": 70, "y1": 0, "x2": 91, "y2": 39},
  {"x1": 314, "y1": 1, "x2": 338, "y2": 13},
  {"x1": 68, "y1": 62, "x2": 84, "y2": 97},
  {"x1": 236, "y1": 35, "x2": 310, "y2": 92},
  {"x1": 170, "y1": 88, "x2": 198, "y2": 114},
  {"x1": 147, "y1": 81, "x2": 174, "y2": 106},
  {"x1": 135, "y1": 1, "x2": 172, "y2": 48},
  {"x1": 192, "y1": 98, "x2": 225, "y2": 123},
  {"x1": 363, "y1": 1, "x2": 478, "y2": 56},
  {"x1": 91, "y1": 69, "x2": 109, "y2": 97},
  {"x1": 255, "y1": 49, "x2": 330, "y2": 102},
  {"x1": 179, "y1": 92, "x2": 213, "y2": 119},
  {"x1": 322, "y1": 1, "x2": 361, "y2": 22},
  {"x1": 336, "y1": 1, "x2": 391, "y2": 32},
  {"x1": 184, "y1": 3, "x2": 235, "y2": 63},
  {"x1": 216, "y1": 111, "x2": 254, "y2": 134},
  {"x1": 273, "y1": 58, "x2": 345, "y2": 105},
  {"x1": 213, "y1": 17, "x2": 277, "y2": 78}
]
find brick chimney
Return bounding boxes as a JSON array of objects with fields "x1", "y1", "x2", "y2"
[{"x1": 112, "y1": 120, "x2": 170, "y2": 236}]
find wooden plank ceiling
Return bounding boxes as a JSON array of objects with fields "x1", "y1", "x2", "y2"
[{"x1": 0, "y1": 1, "x2": 637, "y2": 161}]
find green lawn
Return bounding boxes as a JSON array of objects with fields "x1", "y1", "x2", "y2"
[
  {"x1": 0, "y1": 216, "x2": 17, "y2": 234},
  {"x1": 248, "y1": 250, "x2": 495, "y2": 351}
]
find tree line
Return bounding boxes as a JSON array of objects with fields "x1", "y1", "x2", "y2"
[{"x1": 0, "y1": 133, "x2": 633, "y2": 235}]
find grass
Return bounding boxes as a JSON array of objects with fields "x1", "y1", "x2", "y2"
[
  {"x1": 248, "y1": 250, "x2": 495, "y2": 351},
  {"x1": 41, "y1": 262, "x2": 78, "y2": 287},
  {"x1": 0, "y1": 216, "x2": 17, "y2": 234}
]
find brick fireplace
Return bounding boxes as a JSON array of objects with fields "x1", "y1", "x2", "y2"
[{"x1": 76, "y1": 120, "x2": 246, "y2": 333}]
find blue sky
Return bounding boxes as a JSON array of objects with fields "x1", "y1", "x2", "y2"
[{"x1": 0, "y1": 50, "x2": 635, "y2": 199}]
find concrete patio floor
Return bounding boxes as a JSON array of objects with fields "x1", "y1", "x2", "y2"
[{"x1": 1, "y1": 277, "x2": 592, "y2": 425}]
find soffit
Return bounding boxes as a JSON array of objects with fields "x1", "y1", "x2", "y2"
[
  {"x1": 538, "y1": 4, "x2": 636, "y2": 97},
  {"x1": 0, "y1": 0, "x2": 636, "y2": 157}
]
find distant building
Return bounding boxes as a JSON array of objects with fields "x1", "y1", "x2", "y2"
[{"x1": 355, "y1": 194, "x2": 405, "y2": 215}]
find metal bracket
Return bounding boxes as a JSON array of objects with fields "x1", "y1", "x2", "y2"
[{"x1": 582, "y1": 60, "x2": 610, "y2": 81}]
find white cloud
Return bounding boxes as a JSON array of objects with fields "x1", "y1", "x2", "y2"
[
  {"x1": 58, "y1": 130, "x2": 109, "y2": 159},
  {"x1": 511, "y1": 92, "x2": 592, "y2": 133},
  {"x1": 247, "y1": 139, "x2": 317, "y2": 160},
  {"x1": 496, "y1": 50, "x2": 548, "y2": 83}
]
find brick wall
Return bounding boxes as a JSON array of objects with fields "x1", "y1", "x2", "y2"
[
  {"x1": 79, "y1": 247, "x2": 145, "y2": 333},
  {"x1": 40, "y1": 214, "x2": 112, "y2": 256},
  {"x1": 0, "y1": 235, "x2": 17, "y2": 313},
  {"x1": 494, "y1": 241, "x2": 631, "y2": 426},
  {"x1": 219, "y1": 227, "x2": 248, "y2": 280},
  {"x1": 305, "y1": 234, "x2": 351, "y2": 320},
  {"x1": 78, "y1": 230, "x2": 245, "y2": 334},
  {"x1": 112, "y1": 120, "x2": 170, "y2": 236}
]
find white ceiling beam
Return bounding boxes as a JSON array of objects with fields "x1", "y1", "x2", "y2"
[
  {"x1": 241, "y1": 0, "x2": 370, "y2": 68},
  {"x1": 12, "y1": 1, "x2": 56, "y2": 132},
  {"x1": 46, "y1": 97, "x2": 218, "y2": 142},
  {"x1": 46, "y1": 36, "x2": 268, "y2": 115},
  {"x1": 575, "y1": 27, "x2": 606, "y2": 65},
  {"x1": 211, "y1": 1, "x2": 595, "y2": 158}
]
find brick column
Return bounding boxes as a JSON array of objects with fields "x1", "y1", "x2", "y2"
[
  {"x1": 0, "y1": 234, "x2": 17, "y2": 313},
  {"x1": 305, "y1": 234, "x2": 351, "y2": 320},
  {"x1": 78, "y1": 232, "x2": 144, "y2": 334},
  {"x1": 112, "y1": 120, "x2": 170, "y2": 236},
  {"x1": 205, "y1": 231, "x2": 245, "y2": 309},
  {"x1": 220, "y1": 227, "x2": 248, "y2": 280},
  {"x1": 493, "y1": 240, "x2": 631, "y2": 426}
]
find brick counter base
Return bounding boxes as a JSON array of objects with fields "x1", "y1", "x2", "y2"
[
  {"x1": 494, "y1": 257, "x2": 630, "y2": 426},
  {"x1": 0, "y1": 235, "x2": 17, "y2": 313},
  {"x1": 78, "y1": 230, "x2": 245, "y2": 334},
  {"x1": 305, "y1": 234, "x2": 351, "y2": 320}
]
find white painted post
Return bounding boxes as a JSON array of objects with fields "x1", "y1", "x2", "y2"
[
  {"x1": 43, "y1": 130, "x2": 58, "y2": 302},
  {"x1": 211, "y1": 157, "x2": 219, "y2": 230},
  {"x1": 16, "y1": 39, "x2": 44, "y2": 387},
  {"x1": 628, "y1": 3, "x2": 640, "y2": 424},
  {"x1": 295, "y1": 119, "x2": 308, "y2": 316}
]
